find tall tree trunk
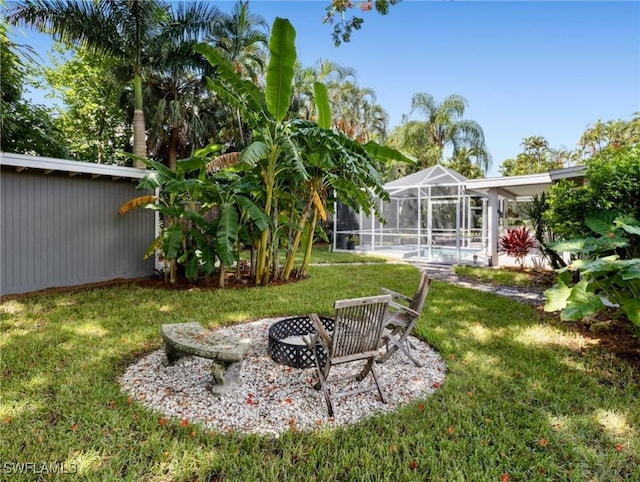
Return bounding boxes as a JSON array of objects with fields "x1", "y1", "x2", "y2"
[
  {"x1": 132, "y1": 73, "x2": 146, "y2": 167},
  {"x1": 235, "y1": 242, "x2": 242, "y2": 280},
  {"x1": 256, "y1": 148, "x2": 279, "y2": 285},
  {"x1": 168, "y1": 126, "x2": 179, "y2": 171}
]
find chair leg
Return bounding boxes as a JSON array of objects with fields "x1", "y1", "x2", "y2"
[
  {"x1": 356, "y1": 358, "x2": 374, "y2": 381},
  {"x1": 312, "y1": 346, "x2": 335, "y2": 417},
  {"x1": 396, "y1": 332, "x2": 422, "y2": 367},
  {"x1": 314, "y1": 351, "x2": 332, "y2": 390},
  {"x1": 378, "y1": 332, "x2": 422, "y2": 367},
  {"x1": 369, "y1": 362, "x2": 388, "y2": 404}
]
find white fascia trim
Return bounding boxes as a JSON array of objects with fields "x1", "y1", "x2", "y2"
[
  {"x1": 465, "y1": 172, "x2": 552, "y2": 190},
  {"x1": 549, "y1": 165, "x2": 587, "y2": 181},
  {"x1": 0, "y1": 152, "x2": 149, "y2": 179}
]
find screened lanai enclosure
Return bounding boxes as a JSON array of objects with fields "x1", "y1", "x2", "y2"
[{"x1": 333, "y1": 165, "x2": 489, "y2": 264}]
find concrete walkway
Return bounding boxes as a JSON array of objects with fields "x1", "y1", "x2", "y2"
[
  {"x1": 312, "y1": 259, "x2": 547, "y2": 307},
  {"x1": 402, "y1": 261, "x2": 547, "y2": 307}
]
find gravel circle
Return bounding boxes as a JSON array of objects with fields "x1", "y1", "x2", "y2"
[{"x1": 119, "y1": 317, "x2": 447, "y2": 438}]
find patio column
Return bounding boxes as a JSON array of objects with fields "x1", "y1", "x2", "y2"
[{"x1": 487, "y1": 187, "x2": 499, "y2": 266}]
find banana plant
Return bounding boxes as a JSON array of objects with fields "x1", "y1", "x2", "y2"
[
  {"x1": 544, "y1": 212, "x2": 640, "y2": 329},
  {"x1": 118, "y1": 151, "x2": 221, "y2": 283},
  {"x1": 207, "y1": 169, "x2": 270, "y2": 287},
  {"x1": 195, "y1": 17, "x2": 414, "y2": 285},
  {"x1": 196, "y1": 17, "x2": 297, "y2": 285}
]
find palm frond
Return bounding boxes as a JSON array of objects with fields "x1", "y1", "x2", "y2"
[{"x1": 205, "y1": 152, "x2": 240, "y2": 174}]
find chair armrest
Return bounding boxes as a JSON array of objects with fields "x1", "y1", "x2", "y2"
[
  {"x1": 385, "y1": 301, "x2": 420, "y2": 328},
  {"x1": 309, "y1": 313, "x2": 332, "y2": 350},
  {"x1": 381, "y1": 287, "x2": 411, "y2": 303},
  {"x1": 388, "y1": 300, "x2": 420, "y2": 318}
]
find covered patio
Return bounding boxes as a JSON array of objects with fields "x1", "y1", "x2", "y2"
[
  {"x1": 334, "y1": 165, "x2": 586, "y2": 267},
  {"x1": 467, "y1": 165, "x2": 586, "y2": 266}
]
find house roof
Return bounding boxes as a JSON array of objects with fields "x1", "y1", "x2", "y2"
[
  {"x1": 384, "y1": 165, "x2": 468, "y2": 198},
  {"x1": 382, "y1": 163, "x2": 587, "y2": 200},
  {"x1": 465, "y1": 165, "x2": 587, "y2": 200},
  {"x1": 0, "y1": 152, "x2": 149, "y2": 180}
]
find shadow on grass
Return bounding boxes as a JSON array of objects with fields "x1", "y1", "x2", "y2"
[{"x1": 1, "y1": 265, "x2": 638, "y2": 480}]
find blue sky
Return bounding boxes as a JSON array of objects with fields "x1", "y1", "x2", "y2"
[{"x1": 14, "y1": 0, "x2": 640, "y2": 177}]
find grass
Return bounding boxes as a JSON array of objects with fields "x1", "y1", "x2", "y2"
[
  {"x1": 239, "y1": 243, "x2": 390, "y2": 265},
  {"x1": 1, "y1": 258, "x2": 639, "y2": 481},
  {"x1": 454, "y1": 264, "x2": 555, "y2": 289}
]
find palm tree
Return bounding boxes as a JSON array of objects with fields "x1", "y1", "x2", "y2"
[
  {"x1": 209, "y1": 0, "x2": 268, "y2": 148},
  {"x1": 446, "y1": 145, "x2": 488, "y2": 179},
  {"x1": 291, "y1": 59, "x2": 356, "y2": 121},
  {"x1": 387, "y1": 117, "x2": 441, "y2": 169},
  {"x1": 145, "y1": 69, "x2": 210, "y2": 170},
  {"x1": 578, "y1": 119, "x2": 607, "y2": 158},
  {"x1": 143, "y1": 2, "x2": 224, "y2": 170},
  {"x1": 404, "y1": 92, "x2": 491, "y2": 174},
  {"x1": 211, "y1": 0, "x2": 268, "y2": 84},
  {"x1": 7, "y1": 0, "x2": 221, "y2": 167},
  {"x1": 290, "y1": 59, "x2": 387, "y2": 144},
  {"x1": 500, "y1": 136, "x2": 564, "y2": 176},
  {"x1": 7, "y1": 0, "x2": 164, "y2": 166},
  {"x1": 522, "y1": 135, "x2": 550, "y2": 170},
  {"x1": 604, "y1": 119, "x2": 628, "y2": 149},
  {"x1": 291, "y1": 63, "x2": 318, "y2": 120},
  {"x1": 333, "y1": 82, "x2": 388, "y2": 143}
]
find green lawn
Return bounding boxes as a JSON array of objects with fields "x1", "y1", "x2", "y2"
[
  {"x1": 238, "y1": 243, "x2": 390, "y2": 265},
  {"x1": 1, "y1": 261, "x2": 638, "y2": 481},
  {"x1": 453, "y1": 264, "x2": 555, "y2": 289}
]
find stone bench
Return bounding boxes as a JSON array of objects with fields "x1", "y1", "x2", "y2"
[{"x1": 161, "y1": 322, "x2": 252, "y2": 395}]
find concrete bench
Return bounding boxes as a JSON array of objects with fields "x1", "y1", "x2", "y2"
[{"x1": 161, "y1": 322, "x2": 252, "y2": 395}]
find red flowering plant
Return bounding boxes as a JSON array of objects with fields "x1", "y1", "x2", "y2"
[{"x1": 499, "y1": 226, "x2": 537, "y2": 269}]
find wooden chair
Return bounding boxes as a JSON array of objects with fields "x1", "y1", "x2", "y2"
[
  {"x1": 305, "y1": 294, "x2": 392, "y2": 418},
  {"x1": 377, "y1": 270, "x2": 431, "y2": 367}
]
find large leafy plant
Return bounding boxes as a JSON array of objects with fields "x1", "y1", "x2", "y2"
[
  {"x1": 119, "y1": 154, "x2": 218, "y2": 283},
  {"x1": 194, "y1": 17, "x2": 413, "y2": 285},
  {"x1": 119, "y1": 151, "x2": 268, "y2": 285},
  {"x1": 544, "y1": 212, "x2": 640, "y2": 329}
]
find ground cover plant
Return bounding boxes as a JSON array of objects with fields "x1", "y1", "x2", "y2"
[{"x1": 1, "y1": 261, "x2": 639, "y2": 481}]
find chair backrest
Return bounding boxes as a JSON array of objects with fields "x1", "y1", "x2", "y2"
[
  {"x1": 409, "y1": 271, "x2": 431, "y2": 314},
  {"x1": 331, "y1": 294, "x2": 391, "y2": 359}
]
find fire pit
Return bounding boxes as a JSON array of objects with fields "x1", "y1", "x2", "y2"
[{"x1": 268, "y1": 315, "x2": 334, "y2": 369}]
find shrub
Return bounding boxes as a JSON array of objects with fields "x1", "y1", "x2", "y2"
[
  {"x1": 498, "y1": 226, "x2": 537, "y2": 269},
  {"x1": 545, "y1": 145, "x2": 640, "y2": 245}
]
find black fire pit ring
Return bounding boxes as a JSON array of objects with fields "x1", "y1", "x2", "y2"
[{"x1": 268, "y1": 315, "x2": 334, "y2": 369}]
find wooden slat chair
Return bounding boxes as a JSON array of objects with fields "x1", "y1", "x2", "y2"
[
  {"x1": 305, "y1": 294, "x2": 391, "y2": 418},
  {"x1": 377, "y1": 270, "x2": 431, "y2": 367}
]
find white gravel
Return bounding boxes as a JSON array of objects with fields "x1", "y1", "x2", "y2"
[{"x1": 119, "y1": 317, "x2": 447, "y2": 437}]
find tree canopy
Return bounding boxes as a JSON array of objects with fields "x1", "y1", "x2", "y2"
[
  {"x1": 386, "y1": 93, "x2": 490, "y2": 179},
  {"x1": 323, "y1": 0, "x2": 401, "y2": 46},
  {"x1": 0, "y1": 16, "x2": 68, "y2": 157}
]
